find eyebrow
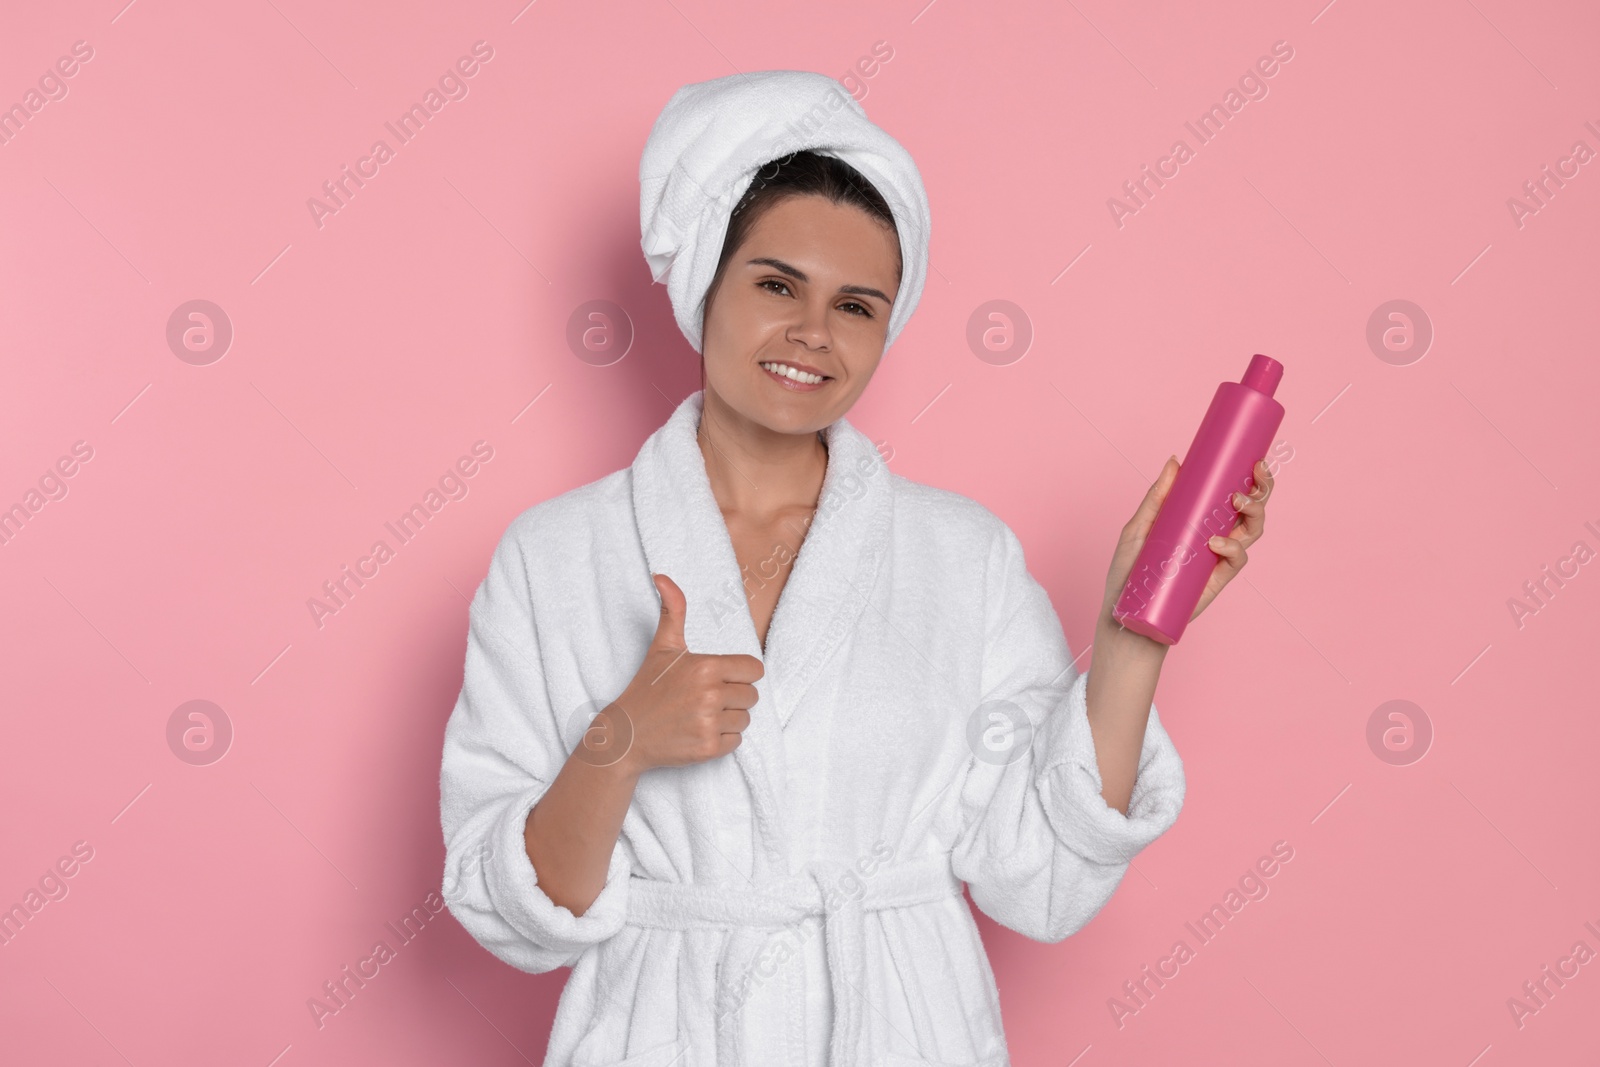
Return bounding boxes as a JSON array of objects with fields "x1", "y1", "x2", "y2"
[{"x1": 745, "y1": 257, "x2": 894, "y2": 306}]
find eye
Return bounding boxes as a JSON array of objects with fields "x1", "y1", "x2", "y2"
[{"x1": 759, "y1": 279, "x2": 873, "y2": 318}]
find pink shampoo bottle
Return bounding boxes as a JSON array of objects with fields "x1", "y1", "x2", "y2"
[{"x1": 1111, "y1": 353, "x2": 1286, "y2": 644}]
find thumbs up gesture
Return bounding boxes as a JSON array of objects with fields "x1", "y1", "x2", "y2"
[{"x1": 602, "y1": 574, "x2": 764, "y2": 775}]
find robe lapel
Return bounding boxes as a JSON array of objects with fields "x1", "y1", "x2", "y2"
[
  {"x1": 757, "y1": 402, "x2": 893, "y2": 731},
  {"x1": 628, "y1": 389, "x2": 893, "y2": 873}
]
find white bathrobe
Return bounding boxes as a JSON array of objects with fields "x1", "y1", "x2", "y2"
[{"x1": 438, "y1": 389, "x2": 1186, "y2": 1067}]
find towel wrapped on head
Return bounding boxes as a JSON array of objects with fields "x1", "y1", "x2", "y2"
[{"x1": 638, "y1": 69, "x2": 931, "y2": 356}]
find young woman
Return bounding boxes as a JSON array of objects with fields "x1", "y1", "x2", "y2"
[{"x1": 440, "y1": 71, "x2": 1272, "y2": 1067}]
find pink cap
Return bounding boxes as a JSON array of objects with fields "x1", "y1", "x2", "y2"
[{"x1": 1241, "y1": 353, "x2": 1283, "y2": 397}]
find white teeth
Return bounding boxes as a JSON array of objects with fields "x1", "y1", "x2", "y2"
[{"x1": 760, "y1": 361, "x2": 827, "y2": 385}]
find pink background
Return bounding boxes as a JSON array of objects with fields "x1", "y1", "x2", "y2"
[{"x1": 3, "y1": 0, "x2": 1598, "y2": 1064}]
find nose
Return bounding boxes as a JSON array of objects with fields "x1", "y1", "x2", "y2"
[{"x1": 786, "y1": 295, "x2": 833, "y2": 351}]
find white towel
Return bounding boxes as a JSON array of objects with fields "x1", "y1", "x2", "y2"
[{"x1": 638, "y1": 70, "x2": 931, "y2": 356}]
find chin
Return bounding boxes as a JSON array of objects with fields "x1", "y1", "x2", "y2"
[
  {"x1": 730, "y1": 390, "x2": 832, "y2": 438},
  {"x1": 755, "y1": 406, "x2": 828, "y2": 437}
]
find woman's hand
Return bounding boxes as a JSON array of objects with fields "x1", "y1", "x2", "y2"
[
  {"x1": 1100, "y1": 455, "x2": 1275, "y2": 626},
  {"x1": 594, "y1": 573, "x2": 764, "y2": 775},
  {"x1": 1194, "y1": 458, "x2": 1274, "y2": 619}
]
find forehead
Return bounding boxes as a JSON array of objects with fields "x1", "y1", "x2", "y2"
[{"x1": 739, "y1": 196, "x2": 901, "y2": 282}]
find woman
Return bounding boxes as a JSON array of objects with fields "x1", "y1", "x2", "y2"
[{"x1": 439, "y1": 71, "x2": 1272, "y2": 1067}]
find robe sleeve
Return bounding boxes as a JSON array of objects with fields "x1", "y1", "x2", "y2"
[
  {"x1": 438, "y1": 515, "x2": 633, "y2": 974},
  {"x1": 949, "y1": 519, "x2": 1186, "y2": 943}
]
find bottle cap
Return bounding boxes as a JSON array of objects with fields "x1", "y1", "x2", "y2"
[{"x1": 1241, "y1": 353, "x2": 1283, "y2": 397}]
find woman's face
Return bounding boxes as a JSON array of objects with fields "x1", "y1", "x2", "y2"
[{"x1": 700, "y1": 193, "x2": 901, "y2": 437}]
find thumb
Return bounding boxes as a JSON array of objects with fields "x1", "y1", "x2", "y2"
[
  {"x1": 1129, "y1": 455, "x2": 1180, "y2": 535},
  {"x1": 650, "y1": 573, "x2": 688, "y2": 650}
]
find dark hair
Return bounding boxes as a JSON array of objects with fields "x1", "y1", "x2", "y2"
[{"x1": 700, "y1": 149, "x2": 900, "y2": 328}]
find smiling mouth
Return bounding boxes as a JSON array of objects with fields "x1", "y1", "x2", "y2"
[{"x1": 758, "y1": 360, "x2": 832, "y2": 388}]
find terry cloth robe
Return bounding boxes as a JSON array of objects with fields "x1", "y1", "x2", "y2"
[{"x1": 438, "y1": 389, "x2": 1186, "y2": 1067}]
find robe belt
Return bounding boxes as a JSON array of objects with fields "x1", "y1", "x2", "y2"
[{"x1": 625, "y1": 851, "x2": 962, "y2": 1067}]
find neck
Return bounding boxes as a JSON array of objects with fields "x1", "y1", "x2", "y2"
[{"x1": 696, "y1": 387, "x2": 829, "y2": 525}]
